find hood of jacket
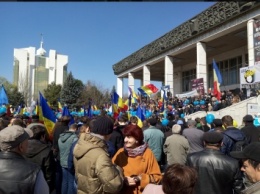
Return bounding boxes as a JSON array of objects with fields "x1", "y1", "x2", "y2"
[
  {"x1": 224, "y1": 127, "x2": 245, "y2": 141},
  {"x1": 26, "y1": 139, "x2": 49, "y2": 158},
  {"x1": 59, "y1": 131, "x2": 76, "y2": 143},
  {"x1": 74, "y1": 133, "x2": 108, "y2": 159}
]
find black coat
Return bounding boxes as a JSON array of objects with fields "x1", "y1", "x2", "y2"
[
  {"x1": 187, "y1": 148, "x2": 244, "y2": 194},
  {"x1": 109, "y1": 124, "x2": 126, "y2": 155},
  {"x1": 241, "y1": 123, "x2": 260, "y2": 143},
  {"x1": 25, "y1": 139, "x2": 56, "y2": 192},
  {"x1": 0, "y1": 152, "x2": 41, "y2": 194}
]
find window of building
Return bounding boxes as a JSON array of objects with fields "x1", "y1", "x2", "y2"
[
  {"x1": 182, "y1": 69, "x2": 196, "y2": 92},
  {"x1": 207, "y1": 55, "x2": 243, "y2": 88}
]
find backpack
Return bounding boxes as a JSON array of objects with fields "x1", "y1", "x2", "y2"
[{"x1": 227, "y1": 135, "x2": 249, "y2": 151}]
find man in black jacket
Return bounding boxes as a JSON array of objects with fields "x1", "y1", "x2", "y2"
[
  {"x1": 0, "y1": 125, "x2": 49, "y2": 194},
  {"x1": 187, "y1": 131, "x2": 244, "y2": 194},
  {"x1": 240, "y1": 114, "x2": 260, "y2": 144},
  {"x1": 25, "y1": 125, "x2": 56, "y2": 193}
]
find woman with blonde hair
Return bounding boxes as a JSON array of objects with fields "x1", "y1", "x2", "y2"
[{"x1": 112, "y1": 124, "x2": 162, "y2": 194}]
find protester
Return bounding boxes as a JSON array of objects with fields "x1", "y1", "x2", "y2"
[
  {"x1": 112, "y1": 124, "x2": 162, "y2": 194},
  {"x1": 0, "y1": 125, "x2": 49, "y2": 194},
  {"x1": 230, "y1": 142, "x2": 260, "y2": 194},
  {"x1": 163, "y1": 124, "x2": 189, "y2": 166},
  {"x1": 143, "y1": 163, "x2": 197, "y2": 194},
  {"x1": 73, "y1": 116, "x2": 124, "y2": 194},
  {"x1": 52, "y1": 115, "x2": 71, "y2": 194},
  {"x1": 27, "y1": 115, "x2": 45, "y2": 129},
  {"x1": 240, "y1": 115, "x2": 260, "y2": 144},
  {"x1": 186, "y1": 131, "x2": 244, "y2": 194},
  {"x1": 209, "y1": 118, "x2": 224, "y2": 132},
  {"x1": 143, "y1": 117, "x2": 165, "y2": 165},
  {"x1": 221, "y1": 115, "x2": 247, "y2": 156},
  {"x1": 25, "y1": 125, "x2": 56, "y2": 192},
  {"x1": 58, "y1": 123, "x2": 78, "y2": 194},
  {"x1": 109, "y1": 114, "x2": 128, "y2": 155},
  {"x1": 182, "y1": 119, "x2": 204, "y2": 153}
]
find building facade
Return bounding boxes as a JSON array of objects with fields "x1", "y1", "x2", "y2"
[
  {"x1": 13, "y1": 40, "x2": 68, "y2": 105},
  {"x1": 112, "y1": 2, "x2": 260, "y2": 97}
]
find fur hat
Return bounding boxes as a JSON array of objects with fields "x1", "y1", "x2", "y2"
[{"x1": 92, "y1": 116, "x2": 114, "y2": 135}]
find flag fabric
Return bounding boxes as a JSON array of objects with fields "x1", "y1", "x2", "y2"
[
  {"x1": 39, "y1": 92, "x2": 56, "y2": 139},
  {"x1": 112, "y1": 92, "x2": 120, "y2": 119},
  {"x1": 58, "y1": 101, "x2": 63, "y2": 112},
  {"x1": 35, "y1": 100, "x2": 44, "y2": 122},
  {"x1": 136, "y1": 105, "x2": 145, "y2": 128},
  {"x1": 62, "y1": 106, "x2": 75, "y2": 125},
  {"x1": 0, "y1": 85, "x2": 9, "y2": 106},
  {"x1": 138, "y1": 84, "x2": 159, "y2": 96},
  {"x1": 128, "y1": 87, "x2": 138, "y2": 99},
  {"x1": 213, "y1": 59, "x2": 223, "y2": 100},
  {"x1": 117, "y1": 97, "x2": 124, "y2": 109}
]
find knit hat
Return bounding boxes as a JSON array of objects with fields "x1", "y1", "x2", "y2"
[
  {"x1": 230, "y1": 142, "x2": 260, "y2": 162},
  {"x1": 203, "y1": 132, "x2": 223, "y2": 144},
  {"x1": 92, "y1": 116, "x2": 114, "y2": 135},
  {"x1": 0, "y1": 125, "x2": 33, "y2": 151}
]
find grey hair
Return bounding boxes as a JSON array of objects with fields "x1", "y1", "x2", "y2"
[
  {"x1": 187, "y1": 120, "x2": 196, "y2": 127},
  {"x1": 172, "y1": 124, "x2": 181, "y2": 134}
]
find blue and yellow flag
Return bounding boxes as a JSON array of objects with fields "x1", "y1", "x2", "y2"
[{"x1": 39, "y1": 92, "x2": 56, "y2": 139}]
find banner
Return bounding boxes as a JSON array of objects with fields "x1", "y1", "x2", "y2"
[
  {"x1": 254, "y1": 20, "x2": 260, "y2": 65},
  {"x1": 191, "y1": 78, "x2": 204, "y2": 95},
  {"x1": 240, "y1": 64, "x2": 260, "y2": 88},
  {"x1": 175, "y1": 90, "x2": 199, "y2": 98}
]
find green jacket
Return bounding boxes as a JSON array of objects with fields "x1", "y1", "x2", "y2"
[
  {"x1": 74, "y1": 133, "x2": 123, "y2": 194},
  {"x1": 58, "y1": 131, "x2": 78, "y2": 168}
]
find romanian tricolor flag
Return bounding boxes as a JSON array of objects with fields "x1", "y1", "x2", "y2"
[
  {"x1": 213, "y1": 59, "x2": 223, "y2": 101},
  {"x1": 138, "y1": 84, "x2": 159, "y2": 96},
  {"x1": 39, "y1": 92, "x2": 56, "y2": 140},
  {"x1": 112, "y1": 91, "x2": 120, "y2": 119}
]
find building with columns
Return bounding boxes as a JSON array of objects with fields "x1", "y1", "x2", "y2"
[
  {"x1": 13, "y1": 39, "x2": 68, "y2": 104},
  {"x1": 112, "y1": 2, "x2": 260, "y2": 97}
]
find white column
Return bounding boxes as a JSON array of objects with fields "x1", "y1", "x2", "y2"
[
  {"x1": 117, "y1": 77, "x2": 123, "y2": 97},
  {"x1": 128, "y1": 72, "x2": 134, "y2": 95},
  {"x1": 196, "y1": 42, "x2": 207, "y2": 93},
  {"x1": 247, "y1": 19, "x2": 255, "y2": 66},
  {"x1": 143, "y1": 65, "x2": 150, "y2": 86},
  {"x1": 165, "y1": 56, "x2": 174, "y2": 96}
]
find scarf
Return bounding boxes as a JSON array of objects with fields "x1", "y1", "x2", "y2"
[{"x1": 124, "y1": 143, "x2": 148, "y2": 157}]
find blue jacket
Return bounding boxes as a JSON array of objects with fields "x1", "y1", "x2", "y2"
[
  {"x1": 58, "y1": 131, "x2": 78, "y2": 168},
  {"x1": 221, "y1": 127, "x2": 246, "y2": 156}
]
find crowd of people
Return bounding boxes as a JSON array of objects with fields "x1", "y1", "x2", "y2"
[{"x1": 0, "y1": 87, "x2": 259, "y2": 194}]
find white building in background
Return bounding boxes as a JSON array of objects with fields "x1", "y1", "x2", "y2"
[{"x1": 13, "y1": 38, "x2": 68, "y2": 105}]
